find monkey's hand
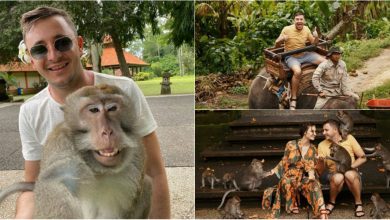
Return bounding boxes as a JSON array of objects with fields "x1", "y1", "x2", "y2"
[{"x1": 263, "y1": 170, "x2": 274, "y2": 178}]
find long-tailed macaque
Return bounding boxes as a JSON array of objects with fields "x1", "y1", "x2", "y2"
[
  {"x1": 0, "y1": 84, "x2": 151, "y2": 218},
  {"x1": 201, "y1": 167, "x2": 220, "y2": 189},
  {"x1": 370, "y1": 193, "x2": 389, "y2": 219},
  {"x1": 336, "y1": 110, "x2": 353, "y2": 141},
  {"x1": 365, "y1": 143, "x2": 390, "y2": 188},
  {"x1": 326, "y1": 142, "x2": 351, "y2": 173},
  {"x1": 218, "y1": 195, "x2": 244, "y2": 219}
]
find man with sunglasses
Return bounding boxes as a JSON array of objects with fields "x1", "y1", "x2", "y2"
[{"x1": 16, "y1": 6, "x2": 170, "y2": 218}]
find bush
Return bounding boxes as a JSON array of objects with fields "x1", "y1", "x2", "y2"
[
  {"x1": 134, "y1": 72, "x2": 153, "y2": 81},
  {"x1": 151, "y1": 62, "x2": 163, "y2": 77}
]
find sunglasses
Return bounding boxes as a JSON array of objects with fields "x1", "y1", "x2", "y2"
[{"x1": 29, "y1": 36, "x2": 74, "y2": 60}]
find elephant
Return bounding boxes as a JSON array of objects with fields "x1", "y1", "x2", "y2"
[{"x1": 248, "y1": 66, "x2": 357, "y2": 109}]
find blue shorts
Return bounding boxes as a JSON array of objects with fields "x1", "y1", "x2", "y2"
[{"x1": 285, "y1": 52, "x2": 322, "y2": 69}]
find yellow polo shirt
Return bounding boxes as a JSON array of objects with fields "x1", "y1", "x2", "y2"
[
  {"x1": 280, "y1": 24, "x2": 313, "y2": 57},
  {"x1": 317, "y1": 135, "x2": 364, "y2": 173}
]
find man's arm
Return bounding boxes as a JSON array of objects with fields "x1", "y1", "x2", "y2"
[
  {"x1": 15, "y1": 160, "x2": 40, "y2": 219},
  {"x1": 143, "y1": 131, "x2": 171, "y2": 219},
  {"x1": 308, "y1": 28, "x2": 319, "y2": 45},
  {"x1": 349, "y1": 136, "x2": 367, "y2": 169},
  {"x1": 312, "y1": 63, "x2": 325, "y2": 94}
]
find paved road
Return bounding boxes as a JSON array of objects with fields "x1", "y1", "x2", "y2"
[{"x1": 0, "y1": 94, "x2": 194, "y2": 170}]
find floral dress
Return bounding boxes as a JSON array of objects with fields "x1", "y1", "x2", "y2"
[{"x1": 269, "y1": 139, "x2": 325, "y2": 218}]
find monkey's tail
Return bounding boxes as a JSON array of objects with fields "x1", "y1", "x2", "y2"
[
  {"x1": 0, "y1": 182, "x2": 34, "y2": 202},
  {"x1": 217, "y1": 189, "x2": 237, "y2": 210}
]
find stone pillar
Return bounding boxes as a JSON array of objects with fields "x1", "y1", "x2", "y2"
[{"x1": 160, "y1": 72, "x2": 172, "y2": 95}]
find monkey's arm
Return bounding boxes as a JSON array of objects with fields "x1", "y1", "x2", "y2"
[
  {"x1": 15, "y1": 160, "x2": 40, "y2": 218},
  {"x1": 143, "y1": 131, "x2": 171, "y2": 218}
]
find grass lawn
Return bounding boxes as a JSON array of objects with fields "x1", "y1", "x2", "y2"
[{"x1": 136, "y1": 75, "x2": 194, "y2": 96}]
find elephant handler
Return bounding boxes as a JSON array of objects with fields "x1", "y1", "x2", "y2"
[
  {"x1": 275, "y1": 11, "x2": 325, "y2": 110},
  {"x1": 312, "y1": 46, "x2": 359, "y2": 109}
]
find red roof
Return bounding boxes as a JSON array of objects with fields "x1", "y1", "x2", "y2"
[
  {"x1": 0, "y1": 62, "x2": 36, "y2": 72},
  {"x1": 86, "y1": 47, "x2": 148, "y2": 68}
]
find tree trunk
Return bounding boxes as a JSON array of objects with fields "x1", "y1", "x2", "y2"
[
  {"x1": 111, "y1": 33, "x2": 131, "y2": 78},
  {"x1": 178, "y1": 46, "x2": 184, "y2": 76},
  {"x1": 90, "y1": 43, "x2": 102, "y2": 72},
  {"x1": 325, "y1": 1, "x2": 369, "y2": 40}
]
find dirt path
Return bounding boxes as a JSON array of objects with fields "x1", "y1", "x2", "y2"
[{"x1": 349, "y1": 47, "x2": 390, "y2": 94}]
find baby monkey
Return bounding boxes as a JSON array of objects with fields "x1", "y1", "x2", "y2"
[
  {"x1": 201, "y1": 167, "x2": 220, "y2": 189},
  {"x1": 222, "y1": 172, "x2": 239, "y2": 190},
  {"x1": 370, "y1": 193, "x2": 389, "y2": 219},
  {"x1": 218, "y1": 195, "x2": 244, "y2": 219},
  {"x1": 327, "y1": 142, "x2": 351, "y2": 173}
]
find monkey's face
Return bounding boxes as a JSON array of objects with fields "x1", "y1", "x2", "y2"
[
  {"x1": 63, "y1": 85, "x2": 140, "y2": 172},
  {"x1": 329, "y1": 143, "x2": 338, "y2": 157},
  {"x1": 251, "y1": 159, "x2": 264, "y2": 172}
]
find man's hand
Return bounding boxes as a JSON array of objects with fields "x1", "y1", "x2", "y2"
[
  {"x1": 319, "y1": 91, "x2": 327, "y2": 98},
  {"x1": 275, "y1": 34, "x2": 288, "y2": 47}
]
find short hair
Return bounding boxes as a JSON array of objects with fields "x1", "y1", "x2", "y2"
[
  {"x1": 20, "y1": 6, "x2": 77, "y2": 40},
  {"x1": 323, "y1": 119, "x2": 340, "y2": 132},
  {"x1": 299, "y1": 122, "x2": 315, "y2": 137},
  {"x1": 294, "y1": 11, "x2": 305, "y2": 18}
]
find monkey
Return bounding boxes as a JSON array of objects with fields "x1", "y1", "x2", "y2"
[
  {"x1": 336, "y1": 110, "x2": 353, "y2": 141},
  {"x1": 0, "y1": 84, "x2": 152, "y2": 218},
  {"x1": 239, "y1": 158, "x2": 265, "y2": 191},
  {"x1": 326, "y1": 142, "x2": 351, "y2": 174},
  {"x1": 365, "y1": 143, "x2": 390, "y2": 188},
  {"x1": 201, "y1": 167, "x2": 220, "y2": 189},
  {"x1": 218, "y1": 159, "x2": 266, "y2": 210},
  {"x1": 222, "y1": 172, "x2": 239, "y2": 190},
  {"x1": 370, "y1": 193, "x2": 389, "y2": 219},
  {"x1": 218, "y1": 195, "x2": 244, "y2": 219}
]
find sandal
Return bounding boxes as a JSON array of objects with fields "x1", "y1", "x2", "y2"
[
  {"x1": 325, "y1": 201, "x2": 335, "y2": 215},
  {"x1": 290, "y1": 207, "x2": 299, "y2": 214},
  {"x1": 319, "y1": 209, "x2": 328, "y2": 219},
  {"x1": 289, "y1": 98, "x2": 297, "y2": 110},
  {"x1": 355, "y1": 203, "x2": 365, "y2": 217}
]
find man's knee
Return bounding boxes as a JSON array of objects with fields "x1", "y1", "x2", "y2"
[
  {"x1": 330, "y1": 173, "x2": 344, "y2": 186},
  {"x1": 291, "y1": 67, "x2": 302, "y2": 77},
  {"x1": 344, "y1": 170, "x2": 360, "y2": 183}
]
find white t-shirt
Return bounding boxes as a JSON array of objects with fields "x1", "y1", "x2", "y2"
[{"x1": 19, "y1": 72, "x2": 157, "y2": 161}]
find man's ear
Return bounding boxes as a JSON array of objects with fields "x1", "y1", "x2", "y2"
[{"x1": 77, "y1": 36, "x2": 84, "y2": 54}]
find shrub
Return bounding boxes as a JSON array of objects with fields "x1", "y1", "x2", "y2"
[
  {"x1": 229, "y1": 85, "x2": 249, "y2": 95},
  {"x1": 134, "y1": 72, "x2": 153, "y2": 81}
]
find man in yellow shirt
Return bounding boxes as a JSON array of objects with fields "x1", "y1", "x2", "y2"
[
  {"x1": 275, "y1": 12, "x2": 325, "y2": 109},
  {"x1": 317, "y1": 119, "x2": 367, "y2": 217}
]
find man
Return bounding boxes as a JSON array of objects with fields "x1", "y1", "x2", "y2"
[
  {"x1": 312, "y1": 46, "x2": 359, "y2": 109},
  {"x1": 318, "y1": 119, "x2": 366, "y2": 217},
  {"x1": 16, "y1": 6, "x2": 170, "y2": 218},
  {"x1": 275, "y1": 12, "x2": 325, "y2": 110}
]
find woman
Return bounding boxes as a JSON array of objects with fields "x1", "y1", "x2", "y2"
[{"x1": 265, "y1": 123, "x2": 327, "y2": 219}]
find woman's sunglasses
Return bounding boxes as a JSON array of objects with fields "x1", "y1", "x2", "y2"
[{"x1": 29, "y1": 36, "x2": 74, "y2": 60}]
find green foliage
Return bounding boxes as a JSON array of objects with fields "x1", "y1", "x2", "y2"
[
  {"x1": 159, "y1": 54, "x2": 179, "y2": 76},
  {"x1": 0, "y1": 72, "x2": 17, "y2": 87},
  {"x1": 133, "y1": 71, "x2": 153, "y2": 81},
  {"x1": 338, "y1": 36, "x2": 390, "y2": 71},
  {"x1": 229, "y1": 85, "x2": 248, "y2": 95},
  {"x1": 151, "y1": 62, "x2": 163, "y2": 77},
  {"x1": 136, "y1": 75, "x2": 194, "y2": 96},
  {"x1": 363, "y1": 18, "x2": 390, "y2": 39}
]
